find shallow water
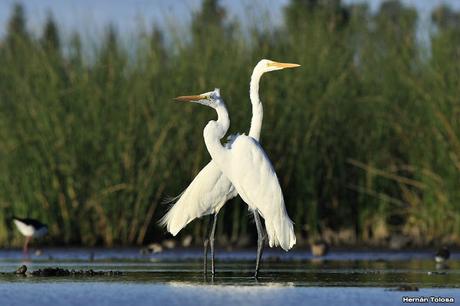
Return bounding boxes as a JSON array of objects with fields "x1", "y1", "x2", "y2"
[{"x1": 0, "y1": 248, "x2": 459, "y2": 305}]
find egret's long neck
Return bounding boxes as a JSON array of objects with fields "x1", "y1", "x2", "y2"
[
  {"x1": 249, "y1": 68, "x2": 264, "y2": 141},
  {"x1": 203, "y1": 103, "x2": 230, "y2": 163},
  {"x1": 215, "y1": 103, "x2": 230, "y2": 139}
]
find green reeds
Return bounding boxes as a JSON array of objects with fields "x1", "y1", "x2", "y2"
[{"x1": 0, "y1": 1, "x2": 459, "y2": 247}]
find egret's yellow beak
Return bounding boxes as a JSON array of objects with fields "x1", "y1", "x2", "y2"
[
  {"x1": 173, "y1": 95, "x2": 205, "y2": 102},
  {"x1": 268, "y1": 61, "x2": 301, "y2": 69}
]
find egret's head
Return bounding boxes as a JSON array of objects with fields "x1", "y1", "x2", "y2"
[
  {"x1": 174, "y1": 88, "x2": 224, "y2": 108},
  {"x1": 256, "y1": 59, "x2": 301, "y2": 73}
]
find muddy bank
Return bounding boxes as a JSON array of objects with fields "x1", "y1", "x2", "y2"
[{"x1": 3, "y1": 265, "x2": 124, "y2": 277}]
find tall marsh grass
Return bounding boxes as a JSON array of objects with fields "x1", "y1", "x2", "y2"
[{"x1": 0, "y1": 1, "x2": 459, "y2": 247}]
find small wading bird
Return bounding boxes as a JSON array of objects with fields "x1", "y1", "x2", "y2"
[
  {"x1": 160, "y1": 60, "x2": 299, "y2": 276},
  {"x1": 435, "y1": 246, "x2": 450, "y2": 263},
  {"x1": 173, "y1": 88, "x2": 297, "y2": 277},
  {"x1": 12, "y1": 217, "x2": 48, "y2": 255}
]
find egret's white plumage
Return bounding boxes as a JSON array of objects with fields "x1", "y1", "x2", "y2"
[
  {"x1": 160, "y1": 60, "x2": 297, "y2": 236},
  {"x1": 163, "y1": 59, "x2": 299, "y2": 276},
  {"x1": 161, "y1": 159, "x2": 236, "y2": 236},
  {"x1": 183, "y1": 89, "x2": 296, "y2": 251},
  {"x1": 224, "y1": 135, "x2": 295, "y2": 250}
]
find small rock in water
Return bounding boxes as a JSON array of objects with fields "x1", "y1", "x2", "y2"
[
  {"x1": 147, "y1": 243, "x2": 163, "y2": 253},
  {"x1": 15, "y1": 265, "x2": 27, "y2": 275},
  {"x1": 182, "y1": 235, "x2": 193, "y2": 248},
  {"x1": 311, "y1": 240, "x2": 329, "y2": 257},
  {"x1": 162, "y1": 239, "x2": 176, "y2": 249}
]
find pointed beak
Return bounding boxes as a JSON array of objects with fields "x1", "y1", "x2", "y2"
[
  {"x1": 173, "y1": 94, "x2": 205, "y2": 102},
  {"x1": 269, "y1": 61, "x2": 301, "y2": 69}
]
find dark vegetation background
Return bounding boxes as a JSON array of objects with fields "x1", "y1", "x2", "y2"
[{"x1": 0, "y1": 0, "x2": 459, "y2": 248}]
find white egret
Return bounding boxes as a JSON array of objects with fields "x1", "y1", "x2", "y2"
[
  {"x1": 174, "y1": 87, "x2": 297, "y2": 277},
  {"x1": 12, "y1": 217, "x2": 48, "y2": 255},
  {"x1": 161, "y1": 59, "x2": 299, "y2": 275}
]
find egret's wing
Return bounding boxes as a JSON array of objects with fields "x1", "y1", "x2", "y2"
[
  {"x1": 227, "y1": 135, "x2": 296, "y2": 250},
  {"x1": 160, "y1": 133, "x2": 240, "y2": 236},
  {"x1": 160, "y1": 161, "x2": 236, "y2": 236},
  {"x1": 229, "y1": 136, "x2": 280, "y2": 208}
]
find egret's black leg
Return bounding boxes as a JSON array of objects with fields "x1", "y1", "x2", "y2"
[
  {"x1": 203, "y1": 215, "x2": 214, "y2": 275},
  {"x1": 210, "y1": 213, "x2": 218, "y2": 275},
  {"x1": 254, "y1": 210, "x2": 266, "y2": 278}
]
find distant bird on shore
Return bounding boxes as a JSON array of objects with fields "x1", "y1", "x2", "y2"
[
  {"x1": 435, "y1": 246, "x2": 450, "y2": 263},
  {"x1": 12, "y1": 217, "x2": 48, "y2": 254},
  {"x1": 173, "y1": 88, "x2": 296, "y2": 277},
  {"x1": 161, "y1": 59, "x2": 300, "y2": 276}
]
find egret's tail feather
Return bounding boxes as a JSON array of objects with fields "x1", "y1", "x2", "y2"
[
  {"x1": 159, "y1": 161, "x2": 232, "y2": 236},
  {"x1": 159, "y1": 194, "x2": 194, "y2": 236},
  {"x1": 159, "y1": 182, "x2": 213, "y2": 236},
  {"x1": 264, "y1": 209, "x2": 296, "y2": 251}
]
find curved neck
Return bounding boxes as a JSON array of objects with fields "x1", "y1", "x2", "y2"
[
  {"x1": 203, "y1": 103, "x2": 230, "y2": 162},
  {"x1": 215, "y1": 103, "x2": 230, "y2": 139},
  {"x1": 249, "y1": 68, "x2": 264, "y2": 141}
]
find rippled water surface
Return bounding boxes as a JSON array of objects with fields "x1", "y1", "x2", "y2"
[{"x1": 0, "y1": 248, "x2": 459, "y2": 306}]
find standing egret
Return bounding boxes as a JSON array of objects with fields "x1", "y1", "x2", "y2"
[
  {"x1": 161, "y1": 60, "x2": 299, "y2": 275},
  {"x1": 174, "y1": 88, "x2": 296, "y2": 277},
  {"x1": 12, "y1": 217, "x2": 48, "y2": 255}
]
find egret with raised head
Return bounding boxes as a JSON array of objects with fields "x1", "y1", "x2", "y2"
[
  {"x1": 174, "y1": 87, "x2": 297, "y2": 277},
  {"x1": 161, "y1": 60, "x2": 300, "y2": 276}
]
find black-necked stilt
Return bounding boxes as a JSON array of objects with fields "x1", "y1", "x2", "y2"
[
  {"x1": 435, "y1": 246, "x2": 450, "y2": 263},
  {"x1": 12, "y1": 217, "x2": 48, "y2": 254}
]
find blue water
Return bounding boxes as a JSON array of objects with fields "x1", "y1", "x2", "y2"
[
  {"x1": 0, "y1": 247, "x2": 457, "y2": 262},
  {"x1": 0, "y1": 248, "x2": 459, "y2": 306},
  {"x1": 1, "y1": 284, "x2": 458, "y2": 306}
]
